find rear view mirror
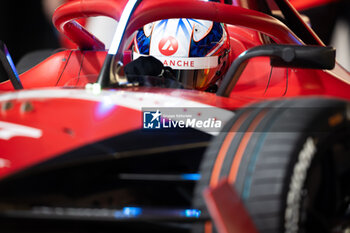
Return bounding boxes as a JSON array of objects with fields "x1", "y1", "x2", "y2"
[
  {"x1": 269, "y1": 45, "x2": 335, "y2": 69},
  {"x1": 0, "y1": 41, "x2": 23, "y2": 89},
  {"x1": 217, "y1": 45, "x2": 335, "y2": 97}
]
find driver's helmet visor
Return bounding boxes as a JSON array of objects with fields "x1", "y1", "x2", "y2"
[
  {"x1": 133, "y1": 52, "x2": 219, "y2": 89},
  {"x1": 174, "y1": 68, "x2": 218, "y2": 89}
]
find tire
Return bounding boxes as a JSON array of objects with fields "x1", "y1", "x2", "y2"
[{"x1": 193, "y1": 98, "x2": 350, "y2": 233}]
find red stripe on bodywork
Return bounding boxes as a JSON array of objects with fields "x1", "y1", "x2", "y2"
[{"x1": 0, "y1": 98, "x2": 141, "y2": 179}]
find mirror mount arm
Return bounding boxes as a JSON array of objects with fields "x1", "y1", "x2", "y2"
[
  {"x1": 216, "y1": 45, "x2": 335, "y2": 97},
  {"x1": 216, "y1": 46, "x2": 277, "y2": 97}
]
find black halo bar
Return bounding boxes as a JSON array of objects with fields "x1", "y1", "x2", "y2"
[{"x1": 96, "y1": 0, "x2": 142, "y2": 88}]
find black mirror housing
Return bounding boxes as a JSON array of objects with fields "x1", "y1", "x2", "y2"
[{"x1": 269, "y1": 45, "x2": 335, "y2": 70}]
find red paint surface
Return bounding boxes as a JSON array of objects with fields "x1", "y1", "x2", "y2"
[
  {"x1": 0, "y1": 0, "x2": 350, "y2": 181},
  {"x1": 204, "y1": 179, "x2": 259, "y2": 233}
]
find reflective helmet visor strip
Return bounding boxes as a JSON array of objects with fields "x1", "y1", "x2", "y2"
[
  {"x1": 133, "y1": 52, "x2": 219, "y2": 89},
  {"x1": 176, "y1": 69, "x2": 215, "y2": 89}
]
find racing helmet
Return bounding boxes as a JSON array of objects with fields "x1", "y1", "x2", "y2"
[{"x1": 132, "y1": 18, "x2": 230, "y2": 90}]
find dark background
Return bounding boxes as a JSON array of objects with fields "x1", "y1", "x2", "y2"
[{"x1": 0, "y1": 1, "x2": 60, "y2": 64}]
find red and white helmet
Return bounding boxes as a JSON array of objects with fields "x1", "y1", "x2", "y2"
[{"x1": 133, "y1": 18, "x2": 230, "y2": 90}]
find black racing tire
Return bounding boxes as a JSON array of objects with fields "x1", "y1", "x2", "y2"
[{"x1": 193, "y1": 98, "x2": 350, "y2": 233}]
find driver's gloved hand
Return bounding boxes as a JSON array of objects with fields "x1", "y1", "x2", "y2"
[{"x1": 124, "y1": 56, "x2": 175, "y2": 79}]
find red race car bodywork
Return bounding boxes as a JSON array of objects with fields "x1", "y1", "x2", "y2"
[
  {"x1": 290, "y1": 0, "x2": 338, "y2": 11},
  {"x1": 0, "y1": 0, "x2": 349, "y2": 232},
  {"x1": 2, "y1": 0, "x2": 350, "y2": 177}
]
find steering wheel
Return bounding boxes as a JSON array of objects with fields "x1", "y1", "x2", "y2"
[{"x1": 53, "y1": 0, "x2": 304, "y2": 52}]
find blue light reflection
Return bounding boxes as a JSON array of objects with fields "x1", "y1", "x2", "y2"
[
  {"x1": 181, "y1": 173, "x2": 201, "y2": 181},
  {"x1": 95, "y1": 98, "x2": 116, "y2": 118},
  {"x1": 182, "y1": 209, "x2": 201, "y2": 218},
  {"x1": 113, "y1": 207, "x2": 201, "y2": 219},
  {"x1": 4, "y1": 46, "x2": 19, "y2": 77},
  {"x1": 123, "y1": 207, "x2": 142, "y2": 217}
]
